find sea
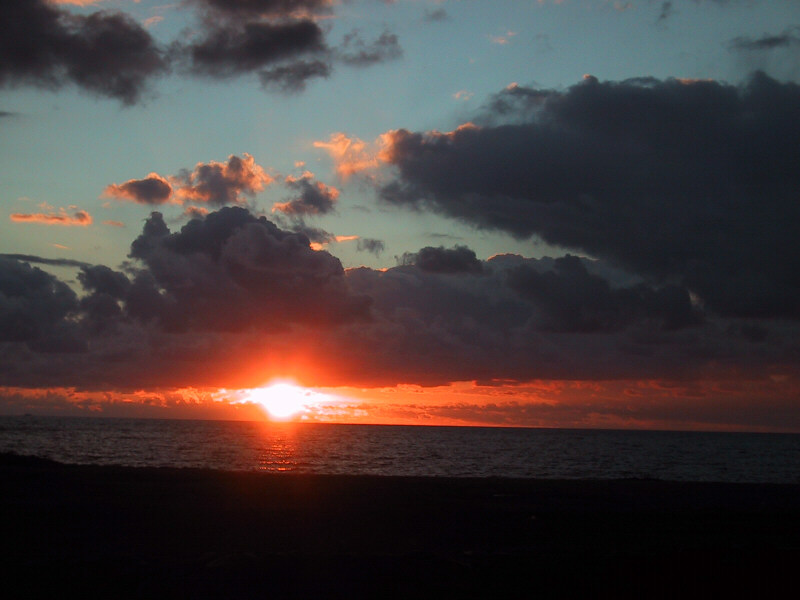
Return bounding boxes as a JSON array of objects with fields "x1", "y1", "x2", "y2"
[{"x1": 1, "y1": 415, "x2": 798, "y2": 483}]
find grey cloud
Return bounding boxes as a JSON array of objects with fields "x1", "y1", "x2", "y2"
[
  {"x1": 259, "y1": 59, "x2": 330, "y2": 92},
  {"x1": 380, "y1": 73, "x2": 800, "y2": 319},
  {"x1": 357, "y1": 238, "x2": 385, "y2": 256},
  {"x1": 424, "y1": 9, "x2": 448, "y2": 23},
  {"x1": 336, "y1": 31, "x2": 403, "y2": 67},
  {"x1": 729, "y1": 27, "x2": 800, "y2": 52}
]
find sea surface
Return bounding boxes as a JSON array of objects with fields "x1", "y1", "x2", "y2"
[{"x1": 1, "y1": 415, "x2": 798, "y2": 483}]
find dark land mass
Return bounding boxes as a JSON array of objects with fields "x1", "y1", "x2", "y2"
[{"x1": 2, "y1": 452, "x2": 799, "y2": 598}]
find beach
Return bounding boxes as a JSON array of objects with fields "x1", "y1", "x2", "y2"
[{"x1": 2, "y1": 452, "x2": 798, "y2": 598}]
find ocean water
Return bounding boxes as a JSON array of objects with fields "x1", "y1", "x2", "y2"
[{"x1": 0, "y1": 415, "x2": 798, "y2": 483}]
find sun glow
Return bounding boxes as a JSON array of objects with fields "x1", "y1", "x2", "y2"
[{"x1": 244, "y1": 381, "x2": 338, "y2": 421}]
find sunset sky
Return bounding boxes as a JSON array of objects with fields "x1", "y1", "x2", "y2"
[{"x1": 1, "y1": 0, "x2": 799, "y2": 431}]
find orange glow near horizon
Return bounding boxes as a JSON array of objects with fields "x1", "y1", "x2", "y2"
[{"x1": 1, "y1": 373, "x2": 798, "y2": 433}]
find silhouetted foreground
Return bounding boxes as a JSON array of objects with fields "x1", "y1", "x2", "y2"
[{"x1": 2, "y1": 452, "x2": 798, "y2": 598}]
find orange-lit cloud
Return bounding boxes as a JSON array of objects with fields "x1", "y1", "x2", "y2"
[
  {"x1": 143, "y1": 16, "x2": 164, "y2": 28},
  {"x1": 313, "y1": 132, "x2": 393, "y2": 177},
  {"x1": 273, "y1": 172, "x2": 339, "y2": 215},
  {"x1": 102, "y1": 220, "x2": 125, "y2": 228},
  {"x1": 104, "y1": 173, "x2": 173, "y2": 205},
  {"x1": 175, "y1": 154, "x2": 273, "y2": 205},
  {"x1": 490, "y1": 30, "x2": 517, "y2": 45},
  {"x1": 49, "y1": 0, "x2": 107, "y2": 5},
  {"x1": 10, "y1": 208, "x2": 92, "y2": 226}
]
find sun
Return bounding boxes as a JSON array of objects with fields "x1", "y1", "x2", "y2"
[{"x1": 245, "y1": 381, "x2": 318, "y2": 420}]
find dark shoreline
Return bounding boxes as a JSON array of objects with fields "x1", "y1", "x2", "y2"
[{"x1": 2, "y1": 453, "x2": 799, "y2": 598}]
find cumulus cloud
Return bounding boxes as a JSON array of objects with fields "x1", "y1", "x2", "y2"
[
  {"x1": 10, "y1": 208, "x2": 92, "y2": 226},
  {"x1": 174, "y1": 154, "x2": 273, "y2": 206},
  {"x1": 126, "y1": 206, "x2": 370, "y2": 332},
  {"x1": 273, "y1": 172, "x2": 339, "y2": 216},
  {"x1": 377, "y1": 73, "x2": 800, "y2": 319},
  {"x1": 0, "y1": 223, "x2": 797, "y2": 403},
  {"x1": 0, "y1": 0, "x2": 167, "y2": 104},
  {"x1": 103, "y1": 173, "x2": 173, "y2": 205}
]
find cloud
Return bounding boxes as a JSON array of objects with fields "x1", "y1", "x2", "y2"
[
  {"x1": 489, "y1": 31, "x2": 517, "y2": 45},
  {"x1": 336, "y1": 30, "x2": 403, "y2": 67},
  {"x1": 174, "y1": 154, "x2": 273, "y2": 206},
  {"x1": 181, "y1": 19, "x2": 327, "y2": 78},
  {"x1": 103, "y1": 173, "x2": 173, "y2": 205},
  {"x1": 377, "y1": 73, "x2": 800, "y2": 319},
  {"x1": 729, "y1": 28, "x2": 800, "y2": 52},
  {"x1": 10, "y1": 208, "x2": 92, "y2": 226},
  {"x1": 400, "y1": 245, "x2": 484, "y2": 275},
  {"x1": 188, "y1": 0, "x2": 335, "y2": 21},
  {"x1": 313, "y1": 132, "x2": 393, "y2": 177},
  {"x1": 0, "y1": 0, "x2": 167, "y2": 104},
  {"x1": 126, "y1": 206, "x2": 371, "y2": 332},
  {"x1": 357, "y1": 238, "x2": 385, "y2": 256},
  {"x1": 0, "y1": 257, "x2": 82, "y2": 350},
  {"x1": 424, "y1": 8, "x2": 448, "y2": 23},
  {"x1": 273, "y1": 172, "x2": 339, "y2": 216},
  {"x1": 0, "y1": 254, "x2": 90, "y2": 268},
  {"x1": 0, "y1": 221, "x2": 797, "y2": 407},
  {"x1": 259, "y1": 59, "x2": 330, "y2": 92},
  {"x1": 656, "y1": 1, "x2": 674, "y2": 24}
]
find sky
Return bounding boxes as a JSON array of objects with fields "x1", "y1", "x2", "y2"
[{"x1": 1, "y1": 0, "x2": 799, "y2": 431}]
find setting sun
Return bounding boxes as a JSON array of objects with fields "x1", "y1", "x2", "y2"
[{"x1": 244, "y1": 382, "x2": 340, "y2": 421}]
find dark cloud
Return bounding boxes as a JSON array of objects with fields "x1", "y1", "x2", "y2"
[
  {"x1": 0, "y1": 230, "x2": 797, "y2": 395},
  {"x1": 336, "y1": 31, "x2": 403, "y2": 67},
  {"x1": 183, "y1": 19, "x2": 326, "y2": 78},
  {"x1": 0, "y1": 257, "x2": 80, "y2": 347},
  {"x1": 0, "y1": 110, "x2": 16, "y2": 118},
  {"x1": 401, "y1": 246, "x2": 484, "y2": 275},
  {"x1": 189, "y1": 0, "x2": 334, "y2": 20},
  {"x1": 0, "y1": 0, "x2": 167, "y2": 104},
  {"x1": 104, "y1": 174, "x2": 173, "y2": 205},
  {"x1": 379, "y1": 73, "x2": 800, "y2": 319},
  {"x1": 729, "y1": 27, "x2": 800, "y2": 52},
  {"x1": 273, "y1": 174, "x2": 339, "y2": 216},
  {"x1": 0, "y1": 254, "x2": 89, "y2": 269},
  {"x1": 357, "y1": 238, "x2": 385, "y2": 256},
  {"x1": 259, "y1": 59, "x2": 330, "y2": 92},
  {"x1": 507, "y1": 255, "x2": 701, "y2": 333}
]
